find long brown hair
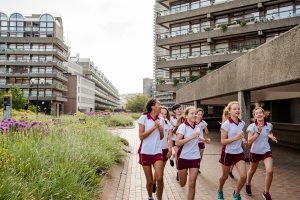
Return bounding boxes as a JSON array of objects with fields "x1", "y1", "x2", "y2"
[
  {"x1": 222, "y1": 101, "x2": 240, "y2": 123},
  {"x1": 161, "y1": 106, "x2": 170, "y2": 121},
  {"x1": 173, "y1": 115, "x2": 185, "y2": 133}
]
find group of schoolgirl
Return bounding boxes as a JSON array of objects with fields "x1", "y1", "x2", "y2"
[{"x1": 138, "y1": 99, "x2": 277, "y2": 200}]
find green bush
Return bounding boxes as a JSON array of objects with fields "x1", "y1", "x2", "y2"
[
  {"x1": 130, "y1": 113, "x2": 141, "y2": 120},
  {"x1": 0, "y1": 121, "x2": 124, "y2": 200},
  {"x1": 98, "y1": 115, "x2": 134, "y2": 127}
]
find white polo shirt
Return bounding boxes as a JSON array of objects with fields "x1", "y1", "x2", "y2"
[
  {"x1": 177, "y1": 120, "x2": 201, "y2": 160},
  {"x1": 221, "y1": 118, "x2": 245, "y2": 154},
  {"x1": 247, "y1": 122, "x2": 273, "y2": 154},
  {"x1": 161, "y1": 119, "x2": 171, "y2": 149},
  {"x1": 196, "y1": 120, "x2": 208, "y2": 144},
  {"x1": 138, "y1": 113, "x2": 164, "y2": 155},
  {"x1": 170, "y1": 116, "x2": 177, "y2": 141}
]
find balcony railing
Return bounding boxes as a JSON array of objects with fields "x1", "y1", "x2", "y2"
[
  {"x1": 157, "y1": 9, "x2": 300, "y2": 39},
  {"x1": 157, "y1": 0, "x2": 231, "y2": 16},
  {"x1": 157, "y1": 44, "x2": 259, "y2": 61},
  {"x1": 0, "y1": 48, "x2": 68, "y2": 58}
]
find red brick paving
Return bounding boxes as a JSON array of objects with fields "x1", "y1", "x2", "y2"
[{"x1": 109, "y1": 123, "x2": 300, "y2": 200}]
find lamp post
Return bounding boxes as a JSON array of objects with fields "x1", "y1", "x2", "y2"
[{"x1": 30, "y1": 78, "x2": 45, "y2": 119}]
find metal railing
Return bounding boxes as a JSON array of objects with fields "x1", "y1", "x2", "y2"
[
  {"x1": 157, "y1": 9, "x2": 300, "y2": 39},
  {"x1": 157, "y1": 44, "x2": 259, "y2": 61},
  {"x1": 157, "y1": 0, "x2": 230, "y2": 16}
]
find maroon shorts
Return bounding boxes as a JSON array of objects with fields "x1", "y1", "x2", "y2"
[
  {"x1": 198, "y1": 143, "x2": 205, "y2": 150},
  {"x1": 249, "y1": 151, "x2": 272, "y2": 163},
  {"x1": 139, "y1": 153, "x2": 163, "y2": 166},
  {"x1": 219, "y1": 152, "x2": 245, "y2": 166},
  {"x1": 162, "y1": 149, "x2": 169, "y2": 161},
  {"x1": 177, "y1": 158, "x2": 200, "y2": 170}
]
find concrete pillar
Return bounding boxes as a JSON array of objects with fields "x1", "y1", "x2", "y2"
[
  {"x1": 193, "y1": 100, "x2": 201, "y2": 108},
  {"x1": 238, "y1": 91, "x2": 251, "y2": 161}
]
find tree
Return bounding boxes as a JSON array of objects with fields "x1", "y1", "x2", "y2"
[
  {"x1": 0, "y1": 86, "x2": 28, "y2": 110},
  {"x1": 125, "y1": 95, "x2": 149, "y2": 113}
]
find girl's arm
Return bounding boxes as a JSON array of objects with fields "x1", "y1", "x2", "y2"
[
  {"x1": 175, "y1": 131, "x2": 199, "y2": 147},
  {"x1": 139, "y1": 124, "x2": 157, "y2": 140},
  {"x1": 247, "y1": 131, "x2": 260, "y2": 145},
  {"x1": 199, "y1": 136, "x2": 210, "y2": 144},
  {"x1": 158, "y1": 124, "x2": 164, "y2": 140},
  {"x1": 268, "y1": 132, "x2": 278, "y2": 143},
  {"x1": 220, "y1": 128, "x2": 243, "y2": 145},
  {"x1": 168, "y1": 129, "x2": 174, "y2": 149},
  {"x1": 204, "y1": 126, "x2": 209, "y2": 135}
]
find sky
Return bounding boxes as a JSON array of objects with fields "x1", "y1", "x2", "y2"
[{"x1": 1, "y1": 0, "x2": 155, "y2": 94}]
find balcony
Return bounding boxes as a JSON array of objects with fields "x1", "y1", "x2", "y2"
[
  {"x1": 156, "y1": 0, "x2": 277, "y2": 23},
  {"x1": 156, "y1": 45, "x2": 254, "y2": 69},
  {"x1": 0, "y1": 59, "x2": 66, "y2": 71},
  {"x1": 156, "y1": 78, "x2": 190, "y2": 92},
  {"x1": 0, "y1": 83, "x2": 68, "y2": 92},
  {"x1": 28, "y1": 94, "x2": 67, "y2": 102},
  {"x1": 0, "y1": 71, "x2": 68, "y2": 82},
  {"x1": 156, "y1": 10, "x2": 300, "y2": 47}
]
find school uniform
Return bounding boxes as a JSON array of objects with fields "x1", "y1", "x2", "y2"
[
  {"x1": 176, "y1": 120, "x2": 201, "y2": 170},
  {"x1": 247, "y1": 121, "x2": 273, "y2": 163},
  {"x1": 161, "y1": 119, "x2": 172, "y2": 161},
  {"x1": 219, "y1": 117, "x2": 245, "y2": 166},
  {"x1": 170, "y1": 116, "x2": 177, "y2": 146},
  {"x1": 137, "y1": 113, "x2": 164, "y2": 166},
  {"x1": 196, "y1": 120, "x2": 208, "y2": 150}
]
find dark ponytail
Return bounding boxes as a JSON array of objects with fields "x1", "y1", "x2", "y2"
[{"x1": 143, "y1": 98, "x2": 157, "y2": 114}]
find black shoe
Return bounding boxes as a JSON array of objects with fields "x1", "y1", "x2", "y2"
[
  {"x1": 170, "y1": 159, "x2": 174, "y2": 167},
  {"x1": 176, "y1": 172, "x2": 179, "y2": 181},
  {"x1": 152, "y1": 183, "x2": 156, "y2": 193},
  {"x1": 198, "y1": 170, "x2": 201, "y2": 174},
  {"x1": 245, "y1": 184, "x2": 252, "y2": 196},
  {"x1": 229, "y1": 172, "x2": 234, "y2": 179}
]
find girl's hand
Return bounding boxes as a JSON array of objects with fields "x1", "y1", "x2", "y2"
[
  {"x1": 204, "y1": 138, "x2": 211, "y2": 144},
  {"x1": 270, "y1": 135, "x2": 278, "y2": 143},
  {"x1": 192, "y1": 131, "x2": 200, "y2": 139},
  {"x1": 235, "y1": 131, "x2": 244, "y2": 140},
  {"x1": 154, "y1": 120, "x2": 161, "y2": 128},
  {"x1": 255, "y1": 125, "x2": 263, "y2": 134}
]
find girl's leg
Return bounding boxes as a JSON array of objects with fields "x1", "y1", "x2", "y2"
[
  {"x1": 200, "y1": 149, "x2": 204, "y2": 163},
  {"x1": 218, "y1": 164, "x2": 230, "y2": 192},
  {"x1": 188, "y1": 168, "x2": 199, "y2": 200},
  {"x1": 264, "y1": 157, "x2": 273, "y2": 193},
  {"x1": 153, "y1": 160, "x2": 164, "y2": 200},
  {"x1": 235, "y1": 160, "x2": 247, "y2": 194},
  {"x1": 247, "y1": 162, "x2": 259, "y2": 185},
  {"x1": 142, "y1": 165, "x2": 154, "y2": 198},
  {"x1": 178, "y1": 168, "x2": 188, "y2": 187}
]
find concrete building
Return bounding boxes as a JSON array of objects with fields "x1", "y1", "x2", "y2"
[
  {"x1": 65, "y1": 55, "x2": 120, "y2": 112},
  {"x1": 155, "y1": 0, "x2": 300, "y2": 94},
  {"x1": 143, "y1": 78, "x2": 154, "y2": 97},
  {"x1": 153, "y1": 3, "x2": 176, "y2": 108},
  {"x1": 176, "y1": 24, "x2": 300, "y2": 147},
  {"x1": 64, "y1": 59, "x2": 95, "y2": 114},
  {"x1": 0, "y1": 12, "x2": 69, "y2": 115}
]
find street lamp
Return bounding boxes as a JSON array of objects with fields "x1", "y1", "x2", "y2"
[{"x1": 30, "y1": 78, "x2": 45, "y2": 119}]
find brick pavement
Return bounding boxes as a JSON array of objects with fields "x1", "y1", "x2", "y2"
[{"x1": 108, "y1": 122, "x2": 300, "y2": 200}]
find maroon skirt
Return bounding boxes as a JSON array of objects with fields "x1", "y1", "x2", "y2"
[
  {"x1": 177, "y1": 158, "x2": 200, "y2": 170},
  {"x1": 162, "y1": 149, "x2": 169, "y2": 161},
  {"x1": 249, "y1": 151, "x2": 272, "y2": 163},
  {"x1": 198, "y1": 143, "x2": 205, "y2": 150},
  {"x1": 139, "y1": 153, "x2": 163, "y2": 166},
  {"x1": 219, "y1": 151, "x2": 245, "y2": 166}
]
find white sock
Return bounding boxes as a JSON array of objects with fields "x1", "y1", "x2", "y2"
[{"x1": 170, "y1": 155, "x2": 174, "y2": 160}]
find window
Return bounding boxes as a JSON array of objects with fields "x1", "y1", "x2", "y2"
[
  {"x1": 45, "y1": 78, "x2": 52, "y2": 85},
  {"x1": 297, "y1": 3, "x2": 300, "y2": 16},
  {"x1": 39, "y1": 14, "x2": 54, "y2": 37},
  {"x1": 191, "y1": 20, "x2": 200, "y2": 32},
  {"x1": 31, "y1": 89, "x2": 37, "y2": 97},
  {"x1": 215, "y1": 15, "x2": 228, "y2": 26},
  {"x1": 279, "y1": 3, "x2": 293, "y2": 19},
  {"x1": 0, "y1": 78, "x2": 6, "y2": 85},
  {"x1": 9, "y1": 13, "x2": 24, "y2": 35},
  {"x1": 181, "y1": 45, "x2": 190, "y2": 57},
  {"x1": 31, "y1": 67, "x2": 39, "y2": 73},
  {"x1": 215, "y1": 41, "x2": 228, "y2": 54},
  {"x1": 191, "y1": 43, "x2": 201, "y2": 56},
  {"x1": 46, "y1": 67, "x2": 52, "y2": 73},
  {"x1": 45, "y1": 89, "x2": 52, "y2": 97},
  {"x1": 200, "y1": 0, "x2": 210, "y2": 7},
  {"x1": 171, "y1": 69, "x2": 180, "y2": 78},
  {"x1": 171, "y1": 46, "x2": 180, "y2": 58},
  {"x1": 201, "y1": 43, "x2": 210, "y2": 55}
]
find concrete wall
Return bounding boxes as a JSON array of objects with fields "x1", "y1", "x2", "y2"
[
  {"x1": 176, "y1": 25, "x2": 300, "y2": 103},
  {"x1": 157, "y1": 52, "x2": 242, "y2": 69},
  {"x1": 64, "y1": 75, "x2": 77, "y2": 114}
]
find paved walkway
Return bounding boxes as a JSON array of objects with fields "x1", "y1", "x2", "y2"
[{"x1": 108, "y1": 122, "x2": 300, "y2": 200}]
